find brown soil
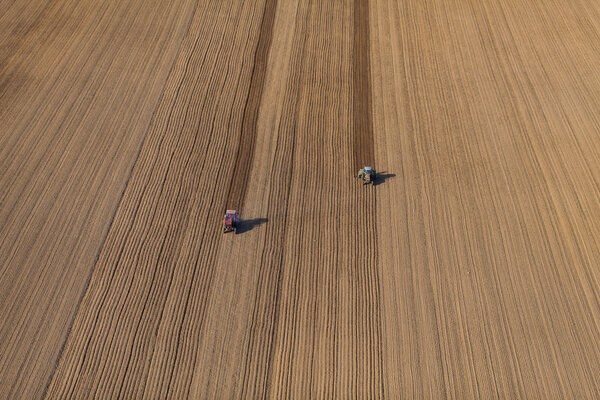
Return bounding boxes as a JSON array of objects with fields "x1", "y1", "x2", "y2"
[{"x1": 1, "y1": 0, "x2": 600, "y2": 398}]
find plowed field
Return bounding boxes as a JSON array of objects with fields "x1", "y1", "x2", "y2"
[{"x1": 2, "y1": 0, "x2": 600, "y2": 398}]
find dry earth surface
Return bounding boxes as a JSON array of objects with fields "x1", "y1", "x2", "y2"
[{"x1": 1, "y1": 0, "x2": 600, "y2": 398}]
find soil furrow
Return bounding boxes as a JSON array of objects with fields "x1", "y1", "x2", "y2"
[{"x1": 2, "y1": 0, "x2": 600, "y2": 397}]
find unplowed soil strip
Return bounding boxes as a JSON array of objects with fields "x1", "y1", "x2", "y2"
[
  {"x1": 352, "y1": 0, "x2": 375, "y2": 169},
  {"x1": 225, "y1": 0, "x2": 278, "y2": 211}
]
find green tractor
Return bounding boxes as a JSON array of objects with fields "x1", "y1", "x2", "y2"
[{"x1": 357, "y1": 166, "x2": 376, "y2": 184}]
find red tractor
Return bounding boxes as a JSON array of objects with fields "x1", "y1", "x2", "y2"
[{"x1": 223, "y1": 210, "x2": 240, "y2": 233}]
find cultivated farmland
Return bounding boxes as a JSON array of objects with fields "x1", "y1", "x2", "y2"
[{"x1": 1, "y1": 0, "x2": 600, "y2": 398}]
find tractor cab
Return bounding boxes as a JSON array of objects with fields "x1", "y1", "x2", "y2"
[{"x1": 223, "y1": 210, "x2": 240, "y2": 233}]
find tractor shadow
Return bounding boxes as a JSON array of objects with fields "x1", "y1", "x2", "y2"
[
  {"x1": 373, "y1": 171, "x2": 396, "y2": 186},
  {"x1": 236, "y1": 217, "x2": 268, "y2": 234}
]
